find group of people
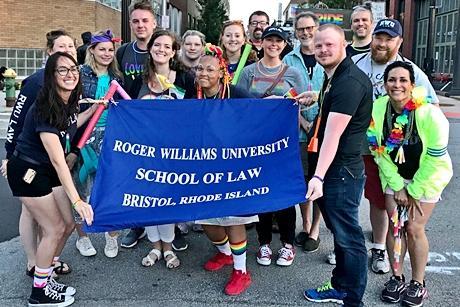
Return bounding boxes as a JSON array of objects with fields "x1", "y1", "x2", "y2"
[{"x1": 1, "y1": 1, "x2": 453, "y2": 306}]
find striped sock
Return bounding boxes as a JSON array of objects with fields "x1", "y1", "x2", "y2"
[
  {"x1": 33, "y1": 266, "x2": 50, "y2": 288},
  {"x1": 212, "y1": 236, "x2": 231, "y2": 256},
  {"x1": 230, "y1": 240, "x2": 247, "y2": 273}
]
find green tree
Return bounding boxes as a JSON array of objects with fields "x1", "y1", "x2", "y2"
[{"x1": 197, "y1": 0, "x2": 228, "y2": 44}]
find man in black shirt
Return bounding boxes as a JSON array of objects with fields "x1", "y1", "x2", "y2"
[
  {"x1": 76, "y1": 32, "x2": 92, "y2": 65},
  {"x1": 346, "y1": 5, "x2": 374, "y2": 57},
  {"x1": 300, "y1": 24, "x2": 372, "y2": 307}
]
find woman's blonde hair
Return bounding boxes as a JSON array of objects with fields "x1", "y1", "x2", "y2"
[{"x1": 85, "y1": 31, "x2": 122, "y2": 79}]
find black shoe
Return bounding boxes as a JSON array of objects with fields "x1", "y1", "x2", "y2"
[
  {"x1": 48, "y1": 277, "x2": 76, "y2": 296},
  {"x1": 303, "y1": 237, "x2": 320, "y2": 253},
  {"x1": 172, "y1": 231, "x2": 189, "y2": 251},
  {"x1": 121, "y1": 227, "x2": 146, "y2": 248},
  {"x1": 380, "y1": 275, "x2": 407, "y2": 303},
  {"x1": 402, "y1": 280, "x2": 427, "y2": 307},
  {"x1": 294, "y1": 231, "x2": 309, "y2": 247},
  {"x1": 28, "y1": 285, "x2": 74, "y2": 306}
]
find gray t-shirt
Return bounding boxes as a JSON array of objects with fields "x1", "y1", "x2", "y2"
[{"x1": 238, "y1": 62, "x2": 306, "y2": 98}]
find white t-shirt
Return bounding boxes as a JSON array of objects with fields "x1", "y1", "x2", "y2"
[{"x1": 351, "y1": 52, "x2": 439, "y2": 103}]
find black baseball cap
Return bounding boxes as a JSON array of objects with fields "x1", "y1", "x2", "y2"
[
  {"x1": 261, "y1": 26, "x2": 288, "y2": 41},
  {"x1": 373, "y1": 18, "x2": 403, "y2": 37}
]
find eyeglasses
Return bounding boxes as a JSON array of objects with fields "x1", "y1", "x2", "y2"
[
  {"x1": 55, "y1": 66, "x2": 80, "y2": 76},
  {"x1": 296, "y1": 26, "x2": 317, "y2": 32},
  {"x1": 249, "y1": 21, "x2": 269, "y2": 27},
  {"x1": 195, "y1": 66, "x2": 219, "y2": 74}
]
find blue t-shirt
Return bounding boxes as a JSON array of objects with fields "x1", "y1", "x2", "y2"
[{"x1": 15, "y1": 104, "x2": 78, "y2": 164}]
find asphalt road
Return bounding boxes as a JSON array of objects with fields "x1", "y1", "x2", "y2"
[{"x1": 0, "y1": 123, "x2": 459, "y2": 306}]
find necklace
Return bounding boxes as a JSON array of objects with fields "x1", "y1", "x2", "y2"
[
  {"x1": 368, "y1": 89, "x2": 429, "y2": 163},
  {"x1": 201, "y1": 84, "x2": 222, "y2": 99},
  {"x1": 256, "y1": 60, "x2": 284, "y2": 77}
]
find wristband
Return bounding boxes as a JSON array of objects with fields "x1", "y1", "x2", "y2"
[
  {"x1": 72, "y1": 199, "x2": 82, "y2": 209},
  {"x1": 312, "y1": 175, "x2": 324, "y2": 183}
]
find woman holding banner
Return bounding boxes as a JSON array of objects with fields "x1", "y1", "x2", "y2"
[
  {"x1": 138, "y1": 30, "x2": 196, "y2": 269},
  {"x1": 219, "y1": 20, "x2": 257, "y2": 79},
  {"x1": 134, "y1": 30, "x2": 195, "y2": 100},
  {"x1": 6, "y1": 52, "x2": 96, "y2": 306},
  {"x1": 238, "y1": 26, "x2": 305, "y2": 268},
  {"x1": 69, "y1": 29, "x2": 123, "y2": 259},
  {"x1": 193, "y1": 43, "x2": 256, "y2": 296},
  {"x1": 2, "y1": 29, "x2": 77, "y2": 281}
]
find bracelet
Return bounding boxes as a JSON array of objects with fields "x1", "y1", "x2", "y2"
[
  {"x1": 72, "y1": 199, "x2": 82, "y2": 208},
  {"x1": 312, "y1": 175, "x2": 324, "y2": 183}
]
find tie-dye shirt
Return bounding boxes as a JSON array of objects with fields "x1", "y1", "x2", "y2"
[{"x1": 237, "y1": 61, "x2": 305, "y2": 98}]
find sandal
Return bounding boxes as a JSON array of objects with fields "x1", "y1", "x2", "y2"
[
  {"x1": 164, "y1": 250, "x2": 180, "y2": 269},
  {"x1": 53, "y1": 261, "x2": 72, "y2": 275},
  {"x1": 142, "y1": 249, "x2": 162, "y2": 267}
]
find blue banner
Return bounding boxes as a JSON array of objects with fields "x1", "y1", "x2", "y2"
[{"x1": 85, "y1": 98, "x2": 306, "y2": 232}]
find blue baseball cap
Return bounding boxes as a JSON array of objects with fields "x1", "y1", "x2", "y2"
[{"x1": 373, "y1": 18, "x2": 403, "y2": 37}]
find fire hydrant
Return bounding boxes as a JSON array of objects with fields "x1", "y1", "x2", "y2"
[{"x1": 3, "y1": 68, "x2": 17, "y2": 107}]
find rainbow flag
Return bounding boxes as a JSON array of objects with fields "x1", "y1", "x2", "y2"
[{"x1": 284, "y1": 88, "x2": 298, "y2": 98}]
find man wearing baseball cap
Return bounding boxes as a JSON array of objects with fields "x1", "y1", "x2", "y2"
[{"x1": 351, "y1": 18, "x2": 439, "y2": 305}]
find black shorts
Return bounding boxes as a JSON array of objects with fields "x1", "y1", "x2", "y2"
[
  {"x1": 299, "y1": 142, "x2": 309, "y2": 183},
  {"x1": 7, "y1": 155, "x2": 61, "y2": 197}
]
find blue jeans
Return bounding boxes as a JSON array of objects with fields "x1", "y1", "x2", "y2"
[{"x1": 317, "y1": 165, "x2": 367, "y2": 307}]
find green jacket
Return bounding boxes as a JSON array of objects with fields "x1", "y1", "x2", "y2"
[{"x1": 368, "y1": 96, "x2": 452, "y2": 200}]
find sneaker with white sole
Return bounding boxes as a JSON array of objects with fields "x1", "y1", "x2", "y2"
[
  {"x1": 304, "y1": 281, "x2": 347, "y2": 304},
  {"x1": 276, "y1": 243, "x2": 295, "y2": 266},
  {"x1": 326, "y1": 251, "x2": 336, "y2": 265},
  {"x1": 371, "y1": 248, "x2": 390, "y2": 274},
  {"x1": 48, "y1": 277, "x2": 76, "y2": 296},
  {"x1": 76, "y1": 236, "x2": 97, "y2": 257},
  {"x1": 256, "y1": 244, "x2": 272, "y2": 266},
  {"x1": 401, "y1": 280, "x2": 428, "y2": 307},
  {"x1": 104, "y1": 232, "x2": 119, "y2": 258},
  {"x1": 28, "y1": 284, "x2": 74, "y2": 307}
]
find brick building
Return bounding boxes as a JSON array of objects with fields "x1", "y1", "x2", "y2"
[
  {"x1": 0, "y1": 0, "x2": 121, "y2": 78},
  {"x1": 0, "y1": 0, "x2": 202, "y2": 79}
]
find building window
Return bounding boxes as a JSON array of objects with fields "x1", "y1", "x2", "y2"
[
  {"x1": 97, "y1": 0, "x2": 121, "y2": 10},
  {"x1": 0, "y1": 48, "x2": 45, "y2": 78}
]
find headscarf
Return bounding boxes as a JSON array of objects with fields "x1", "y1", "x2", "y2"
[{"x1": 90, "y1": 29, "x2": 121, "y2": 46}]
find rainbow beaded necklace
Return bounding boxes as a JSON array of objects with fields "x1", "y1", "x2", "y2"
[{"x1": 368, "y1": 87, "x2": 431, "y2": 163}]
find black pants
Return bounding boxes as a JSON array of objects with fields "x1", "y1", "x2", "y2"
[{"x1": 256, "y1": 206, "x2": 296, "y2": 245}]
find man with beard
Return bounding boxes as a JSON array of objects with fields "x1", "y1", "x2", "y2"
[
  {"x1": 247, "y1": 10, "x2": 292, "y2": 59},
  {"x1": 298, "y1": 24, "x2": 372, "y2": 306},
  {"x1": 180, "y1": 30, "x2": 206, "y2": 69},
  {"x1": 283, "y1": 12, "x2": 324, "y2": 253},
  {"x1": 346, "y1": 5, "x2": 374, "y2": 57},
  {"x1": 352, "y1": 18, "x2": 438, "y2": 276}
]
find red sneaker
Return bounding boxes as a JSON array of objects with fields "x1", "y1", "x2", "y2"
[
  {"x1": 224, "y1": 269, "x2": 252, "y2": 296},
  {"x1": 204, "y1": 252, "x2": 233, "y2": 271}
]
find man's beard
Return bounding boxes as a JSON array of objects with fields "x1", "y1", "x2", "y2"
[
  {"x1": 253, "y1": 28, "x2": 263, "y2": 40},
  {"x1": 371, "y1": 48, "x2": 397, "y2": 64}
]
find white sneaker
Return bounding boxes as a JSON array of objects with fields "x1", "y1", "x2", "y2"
[
  {"x1": 256, "y1": 244, "x2": 272, "y2": 266},
  {"x1": 326, "y1": 251, "x2": 336, "y2": 265},
  {"x1": 276, "y1": 243, "x2": 295, "y2": 266},
  {"x1": 371, "y1": 248, "x2": 390, "y2": 274},
  {"x1": 76, "y1": 236, "x2": 97, "y2": 257},
  {"x1": 104, "y1": 232, "x2": 119, "y2": 258}
]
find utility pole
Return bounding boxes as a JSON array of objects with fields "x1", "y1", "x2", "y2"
[
  {"x1": 449, "y1": 4, "x2": 460, "y2": 96},
  {"x1": 121, "y1": 0, "x2": 131, "y2": 43},
  {"x1": 423, "y1": 0, "x2": 436, "y2": 82},
  {"x1": 161, "y1": 0, "x2": 169, "y2": 29}
]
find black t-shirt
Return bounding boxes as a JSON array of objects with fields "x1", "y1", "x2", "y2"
[
  {"x1": 15, "y1": 104, "x2": 78, "y2": 164},
  {"x1": 117, "y1": 41, "x2": 149, "y2": 98},
  {"x1": 383, "y1": 104, "x2": 422, "y2": 180},
  {"x1": 346, "y1": 43, "x2": 371, "y2": 58},
  {"x1": 316, "y1": 57, "x2": 373, "y2": 171},
  {"x1": 300, "y1": 52, "x2": 317, "y2": 79},
  {"x1": 191, "y1": 84, "x2": 255, "y2": 99},
  {"x1": 134, "y1": 69, "x2": 197, "y2": 99}
]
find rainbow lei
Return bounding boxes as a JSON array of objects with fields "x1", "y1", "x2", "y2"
[{"x1": 368, "y1": 87, "x2": 431, "y2": 161}]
